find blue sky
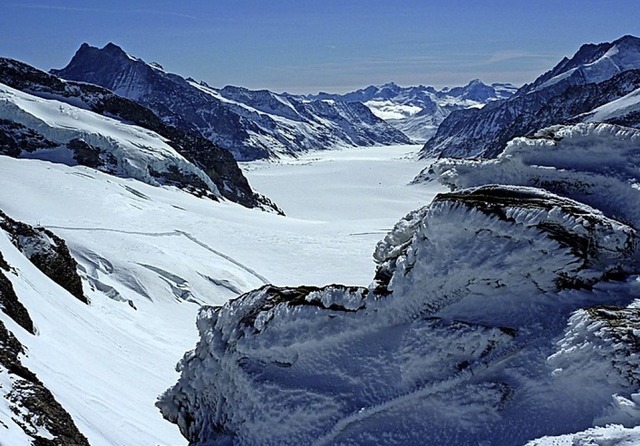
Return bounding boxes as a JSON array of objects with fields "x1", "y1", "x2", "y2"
[{"x1": 2, "y1": 1, "x2": 640, "y2": 93}]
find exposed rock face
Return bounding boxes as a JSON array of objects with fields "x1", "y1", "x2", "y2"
[
  {"x1": 51, "y1": 43, "x2": 410, "y2": 161},
  {"x1": 0, "y1": 320, "x2": 90, "y2": 445},
  {"x1": 420, "y1": 35, "x2": 640, "y2": 159},
  {"x1": 158, "y1": 182, "x2": 640, "y2": 445},
  {"x1": 0, "y1": 251, "x2": 34, "y2": 334},
  {"x1": 0, "y1": 210, "x2": 86, "y2": 304},
  {"x1": 0, "y1": 56, "x2": 279, "y2": 212}
]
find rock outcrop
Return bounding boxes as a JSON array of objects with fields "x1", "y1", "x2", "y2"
[{"x1": 158, "y1": 179, "x2": 640, "y2": 445}]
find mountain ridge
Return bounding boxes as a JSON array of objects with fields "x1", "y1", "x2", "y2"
[
  {"x1": 420, "y1": 35, "x2": 640, "y2": 159},
  {"x1": 298, "y1": 79, "x2": 516, "y2": 142},
  {"x1": 52, "y1": 42, "x2": 411, "y2": 160},
  {"x1": 0, "y1": 56, "x2": 280, "y2": 212}
]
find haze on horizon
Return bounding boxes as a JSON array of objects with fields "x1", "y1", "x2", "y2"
[{"x1": 2, "y1": 0, "x2": 640, "y2": 94}]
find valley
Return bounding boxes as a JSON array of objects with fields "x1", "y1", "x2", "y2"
[
  {"x1": 2, "y1": 24, "x2": 640, "y2": 445},
  {"x1": 0, "y1": 144, "x2": 440, "y2": 445}
]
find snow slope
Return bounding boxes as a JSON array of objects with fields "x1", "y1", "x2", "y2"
[
  {"x1": 580, "y1": 87, "x2": 640, "y2": 124},
  {"x1": 0, "y1": 144, "x2": 437, "y2": 444},
  {"x1": 0, "y1": 81, "x2": 220, "y2": 198}
]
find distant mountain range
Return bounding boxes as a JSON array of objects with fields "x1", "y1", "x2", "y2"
[
  {"x1": 301, "y1": 80, "x2": 516, "y2": 142},
  {"x1": 420, "y1": 35, "x2": 640, "y2": 159},
  {"x1": 51, "y1": 43, "x2": 411, "y2": 161}
]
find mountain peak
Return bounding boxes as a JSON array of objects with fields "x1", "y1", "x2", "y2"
[
  {"x1": 103, "y1": 42, "x2": 123, "y2": 52},
  {"x1": 520, "y1": 34, "x2": 640, "y2": 95},
  {"x1": 613, "y1": 34, "x2": 640, "y2": 46}
]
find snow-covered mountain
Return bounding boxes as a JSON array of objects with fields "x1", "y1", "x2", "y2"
[
  {"x1": 0, "y1": 143, "x2": 438, "y2": 445},
  {"x1": 51, "y1": 43, "x2": 410, "y2": 161},
  {"x1": 301, "y1": 80, "x2": 516, "y2": 142},
  {"x1": 4, "y1": 36, "x2": 640, "y2": 446},
  {"x1": 158, "y1": 122, "x2": 640, "y2": 445},
  {"x1": 0, "y1": 57, "x2": 278, "y2": 212},
  {"x1": 421, "y1": 35, "x2": 640, "y2": 159}
]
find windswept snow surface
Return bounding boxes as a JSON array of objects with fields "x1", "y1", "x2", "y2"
[
  {"x1": 428, "y1": 123, "x2": 640, "y2": 228},
  {"x1": 0, "y1": 144, "x2": 437, "y2": 445}
]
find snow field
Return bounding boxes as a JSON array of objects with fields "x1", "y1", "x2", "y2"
[{"x1": 0, "y1": 144, "x2": 438, "y2": 445}]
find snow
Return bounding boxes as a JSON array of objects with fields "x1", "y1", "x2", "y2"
[
  {"x1": 364, "y1": 100, "x2": 423, "y2": 120},
  {"x1": 0, "y1": 369, "x2": 35, "y2": 445},
  {"x1": 158, "y1": 182, "x2": 640, "y2": 445},
  {"x1": 156, "y1": 119, "x2": 640, "y2": 445},
  {"x1": 582, "y1": 87, "x2": 640, "y2": 122},
  {"x1": 0, "y1": 82, "x2": 219, "y2": 195},
  {"x1": 534, "y1": 41, "x2": 640, "y2": 93},
  {"x1": 0, "y1": 144, "x2": 438, "y2": 445},
  {"x1": 428, "y1": 123, "x2": 640, "y2": 228}
]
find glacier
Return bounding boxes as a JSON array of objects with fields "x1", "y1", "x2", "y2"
[{"x1": 158, "y1": 122, "x2": 640, "y2": 445}]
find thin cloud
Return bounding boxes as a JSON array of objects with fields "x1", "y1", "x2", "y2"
[
  {"x1": 9, "y1": 3, "x2": 200, "y2": 20},
  {"x1": 483, "y1": 50, "x2": 558, "y2": 65},
  {"x1": 8, "y1": 3, "x2": 109, "y2": 12}
]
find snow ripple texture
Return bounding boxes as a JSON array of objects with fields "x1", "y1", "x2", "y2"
[
  {"x1": 429, "y1": 123, "x2": 640, "y2": 228},
  {"x1": 159, "y1": 130, "x2": 640, "y2": 446}
]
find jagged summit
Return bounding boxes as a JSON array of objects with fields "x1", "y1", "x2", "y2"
[
  {"x1": 519, "y1": 34, "x2": 640, "y2": 95},
  {"x1": 52, "y1": 43, "x2": 410, "y2": 160}
]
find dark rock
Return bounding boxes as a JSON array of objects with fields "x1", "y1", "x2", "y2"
[
  {"x1": 0, "y1": 210, "x2": 87, "y2": 304},
  {"x1": 0, "y1": 320, "x2": 90, "y2": 445},
  {"x1": 0, "y1": 254, "x2": 35, "y2": 334},
  {"x1": 0, "y1": 119, "x2": 57, "y2": 156}
]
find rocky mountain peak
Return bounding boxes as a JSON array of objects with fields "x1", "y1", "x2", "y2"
[
  {"x1": 519, "y1": 35, "x2": 640, "y2": 96},
  {"x1": 53, "y1": 43, "x2": 410, "y2": 160},
  {"x1": 420, "y1": 35, "x2": 640, "y2": 159}
]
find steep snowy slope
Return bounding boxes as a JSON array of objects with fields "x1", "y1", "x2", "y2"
[
  {"x1": 0, "y1": 213, "x2": 90, "y2": 445},
  {"x1": 421, "y1": 35, "x2": 640, "y2": 159},
  {"x1": 577, "y1": 86, "x2": 640, "y2": 127},
  {"x1": 0, "y1": 144, "x2": 438, "y2": 445},
  {"x1": 51, "y1": 43, "x2": 410, "y2": 160},
  {"x1": 303, "y1": 80, "x2": 516, "y2": 142},
  {"x1": 0, "y1": 82, "x2": 221, "y2": 197},
  {"x1": 0, "y1": 57, "x2": 276, "y2": 212}
]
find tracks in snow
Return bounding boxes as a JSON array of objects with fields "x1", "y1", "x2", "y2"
[{"x1": 45, "y1": 225, "x2": 270, "y2": 285}]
